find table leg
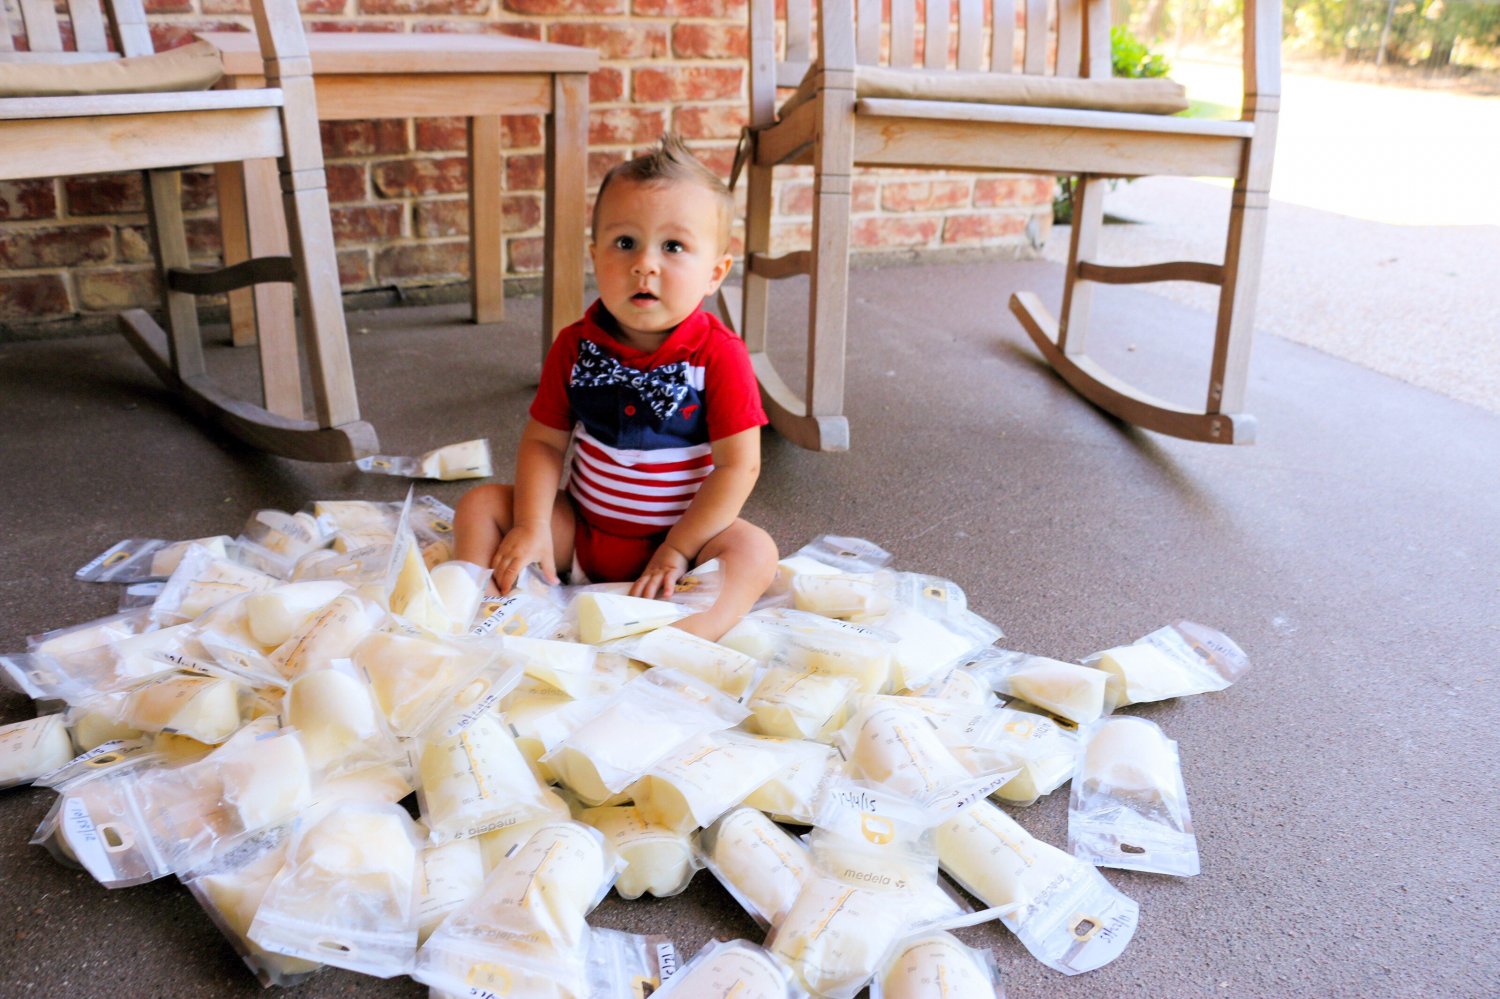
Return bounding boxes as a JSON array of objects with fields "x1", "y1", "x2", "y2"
[
  {"x1": 469, "y1": 115, "x2": 505, "y2": 324},
  {"x1": 543, "y1": 72, "x2": 589, "y2": 365}
]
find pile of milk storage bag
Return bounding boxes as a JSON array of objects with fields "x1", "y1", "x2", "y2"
[{"x1": 0, "y1": 493, "x2": 1248, "y2": 998}]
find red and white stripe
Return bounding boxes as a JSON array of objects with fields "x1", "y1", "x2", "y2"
[{"x1": 567, "y1": 426, "x2": 713, "y2": 533}]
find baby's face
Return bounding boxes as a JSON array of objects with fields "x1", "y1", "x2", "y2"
[{"x1": 590, "y1": 178, "x2": 732, "y2": 349}]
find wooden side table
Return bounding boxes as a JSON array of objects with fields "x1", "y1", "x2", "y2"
[{"x1": 200, "y1": 31, "x2": 597, "y2": 420}]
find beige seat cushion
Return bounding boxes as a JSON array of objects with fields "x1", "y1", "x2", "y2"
[
  {"x1": 0, "y1": 40, "x2": 225, "y2": 98},
  {"x1": 781, "y1": 64, "x2": 1190, "y2": 118}
]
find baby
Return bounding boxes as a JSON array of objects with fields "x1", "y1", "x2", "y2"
[{"x1": 454, "y1": 134, "x2": 779, "y2": 641}]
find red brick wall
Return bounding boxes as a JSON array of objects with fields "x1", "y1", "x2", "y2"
[{"x1": 0, "y1": 1, "x2": 1054, "y2": 328}]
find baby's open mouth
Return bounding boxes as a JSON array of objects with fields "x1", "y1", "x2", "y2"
[{"x1": 631, "y1": 291, "x2": 658, "y2": 303}]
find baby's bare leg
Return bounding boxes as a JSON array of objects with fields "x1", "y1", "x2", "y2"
[
  {"x1": 453, "y1": 484, "x2": 576, "y2": 593},
  {"x1": 672, "y1": 519, "x2": 779, "y2": 642}
]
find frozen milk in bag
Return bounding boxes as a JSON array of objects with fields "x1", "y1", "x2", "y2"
[{"x1": 1068, "y1": 716, "x2": 1199, "y2": 876}]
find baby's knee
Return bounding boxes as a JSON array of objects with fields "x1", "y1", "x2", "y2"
[
  {"x1": 728, "y1": 520, "x2": 780, "y2": 578},
  {"x1": 454, "y1": 483, "x2": 513, "y2": 528}
]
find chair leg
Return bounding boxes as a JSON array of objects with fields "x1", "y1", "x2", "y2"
[
  {"x1": 1011, "y1": 174, "x2": 1256, "y2": 444},
  {"x1": 1209, "y1": 180, "x2": 1269, "y2": 418},
  {"x1": 740, "y1": 94, "x2": 853, "y2": 452},
  {"x1": 1057, "y1": 174, "x2": 1105, "y2": 357},
  {"x1": 141, "y1": 169, "x2": 204, "y2": 380}
]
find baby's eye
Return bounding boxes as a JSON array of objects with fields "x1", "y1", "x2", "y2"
[
  {"x1": 663, "y1": 239, "x2": 686, "y2": 254},
  {"x1": 613, "y1": 235, "x2": 635, "y2": 250}
]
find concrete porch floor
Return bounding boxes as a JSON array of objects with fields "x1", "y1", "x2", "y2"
[{"x1": 1, "y1": 256, "x2": 1497, "y2": 998}]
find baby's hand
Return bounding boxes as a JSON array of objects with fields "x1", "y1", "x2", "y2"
[
  {"x1": 492, "y1": 523, "x2": 558, "y2": 595},
  {"x1": 630, "y1": 542, "x2": 690, "y2": 601}
]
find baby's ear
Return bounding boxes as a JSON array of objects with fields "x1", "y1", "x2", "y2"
[{"x1": 706, "y1": 252, "x2": 734, "y2": 292}]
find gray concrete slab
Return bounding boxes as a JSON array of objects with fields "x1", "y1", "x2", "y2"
[{"x1": 2, "y1": 261, "x2": 1498, "y2": 998}]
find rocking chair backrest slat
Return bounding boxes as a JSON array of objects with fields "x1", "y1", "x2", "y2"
[
  {"x1": 957, "y1": 0, "x2": 984, "y2": 71},
  {"x1": 990, "y1": 0, "x2": 1016, "y2": 71},
  {"x1": 110, "y1": 0, "x2": 155, "y2": 57},
  {"x1": 923, "y1": 0, "x2": 948, "y2": 69},
  {"x1": 756, "y1": 0, "x2": 1122, "y2": 104},
  {"x1": 1022, "y1": 0, "x2": 1048, "y2": 73},
  {"x1": 889, "y1": 0, "x2": 914, "y2": 68},
  {"x1": 5, "y1": 0, "x2": 157, "y2": 57},
  {"x1": 1056, "y1": 0, "x2": 1082, "y2": 77},
  {"x1": 856, "y1": 0, "x2": 879, "y2": 64},
  {"x1": 18, "y1": 0, "x2": 63, "y2": 52},
  {"x1": 66, "y1": 0, "x2": 110, "y2": 53}
]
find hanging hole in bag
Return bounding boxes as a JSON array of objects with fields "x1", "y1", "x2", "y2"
[
  {"x1": 88, "y1": 754, "x2": 120, "y2": 767},
  {"x1": 1070, "y1": 915, "x2": 1101, "y2": 941},
  {"x1": 317, "y1": 939, "x2": 353, "y2": 954},
  {"x1": 456, "y1": 679, "x2": 486, "y2": 706},
  {"x1": 1120, "y1": 842, "x2": 1146, "y2": 854},
  {"x1": 99, "y1": 824, "x2": 132, "y2": 851}
]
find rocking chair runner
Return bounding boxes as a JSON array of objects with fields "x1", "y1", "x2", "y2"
[
  {"x1": 1, "y1": 0, "x2": 376, "y2": 462},
  {"x1": 725, "y1": 0, "x2": 1280, "y2": 450}
]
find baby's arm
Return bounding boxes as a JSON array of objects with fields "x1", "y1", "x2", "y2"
[
  {"x1": 453, "y1": 419, "x2": 572, "y2": 594},
  {"x1": 631, "y1": 427, "x2": 761, "y2": 600}
]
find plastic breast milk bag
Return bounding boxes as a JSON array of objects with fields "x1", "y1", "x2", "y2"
[
  {"x1": 471, "y1": 590, "x2": 568, "y2": 642},
  {"x1": 0, "y1": 713, "x2": 75, "y2": 789},
  {"x1": 609, "y1": 626, "x2": 760, "y2": 698},
  {"x1": 475, "y1": 785, "x2": 573, "y2": 871},
  {"x1": 184, "y1": 831, "x2": 323, "y2": 987},
  {"x1": 936, "y1": 799, "x2": 1138, "y2": 975},
  {"x1": 151, "y1": 544, "x2": 281, "y2": 624},
  {"x1": 413, "y1": 821, "x2": 620, "y2": 998},
  {"x1": 571, "y1": 591, "x2": 686, "y2": 644},
  {"x1": 584, "y1": 928, "x2": 681, "y2": 999},
  {"x1": 837, "y1": 699, "x2": 1017, "y2": 815},
  {"x1": 746, "y1": 664, "x2": 858, "y2": 741},
  {"x1": 122, "y1": 672, "x2": 242, "y2": 744},
  {"x1": 542, "y1": 668, "x2": 749, "y2": 806},
  {"x1": 792, "y1": 570, "x2": 897, "y2": 620},
  {"x1": 579, "y1": 804, "x2": 697, "y2": 899},
  {"x1": 652, "y1": 939, "x2": 807, "y2": 999},
  {"x1": 767, "y1": 873, "x2": 927, "y2": 999},
  {"x1": 697, "y1": 806, "x2": 814, "y2": 929},
  {"x1": 504, "y1": 634, "x2": 600, "y2": 698},
  {"x1": 936, "y1": 705, "x2": 1077, "y2": 808},
  {"x1": 75, "y1": 535, "x2": 232, "y2": 584},
  {"x1": 1084, "y1": 620, "x2": 1250, "y2": 709},
  {"x1": 631, "y1": 730, "x2": 792, "y2": 834},
  {"x1": 1068, "y1": 716, "x2": 1199, "y2": 876},
  {"x1": 416, "y1": 712, "x2": 557, "y2": 843},
  {"x1": 964, "y1": 647, "x2": 1108, "y2": 725},
  {"x1": 353, "y1": 630, "x2": 501, "y2": 737},
  {"x1": 738, "y1": 738, "x2": 843, "y2": 826},
  {"x1": 65, "y1": 692, "x2": 145, "y2": 753},
  {"x1": 871, "y1": 930, "x2": 1004, "y2": 999},
  {"x1": 248, "y1": 800, "x2": 422, "y2": 978},
  {"x1": 414, "y1": 833, "x2": 486, "y2": 943},
  {"x1": 241, "y1": 580, "x2": 352, "y2": 649},
  {"x1": 241, "y1": 508, "x2": 335, "y2": 562},
  {"x1": 59, "y1": 723, "x2": 312, "y2": 887},
  {"x1": 808, "y1": 781, "x2": 947, "y2": 905},
  {"x1": 269, "y1": 592, "x2": 387, "y2": 681},
  {"x1": 285, "y1": 662, "x2": 400, "y2": 775},
  {"x1": 758, "y1": 610, "x2": 897, "y2": 695},
  {"x1": 873, "y1": 603, "x2": 1004, "y2": 693}
]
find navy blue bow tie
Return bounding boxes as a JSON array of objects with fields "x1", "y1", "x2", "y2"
[{"x1": 571, "y1": 338, "x2": 692, "y2": 422}]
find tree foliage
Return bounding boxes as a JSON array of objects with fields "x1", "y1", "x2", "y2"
[{"x1": 1132, "y1": 0, "x2": 1500, "y2": 69}]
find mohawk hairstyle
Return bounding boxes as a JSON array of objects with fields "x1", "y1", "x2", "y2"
[{"x1": 591, "y1": 133, "x2": 734, "y2": 253}]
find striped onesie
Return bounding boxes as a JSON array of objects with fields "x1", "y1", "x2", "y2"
[{"x1": 529, "y1": 300, "x2": 767, "y2": 582}]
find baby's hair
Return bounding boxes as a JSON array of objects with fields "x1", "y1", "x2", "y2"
[{"x1": 592, "y1": 134, "x2": 734, "y2": 253}]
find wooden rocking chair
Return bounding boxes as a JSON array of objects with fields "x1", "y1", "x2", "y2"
[
  {"x1": 1, "y1": 0, "x2": 376, "y2": 462},
  {"x1": 727, "y1": 0, "x2": 1280, "y2": 449}
]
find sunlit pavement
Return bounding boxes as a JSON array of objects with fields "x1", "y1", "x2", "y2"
[{"x1": 1046, "y1": 56, "x2": 1500, "y2": 414}]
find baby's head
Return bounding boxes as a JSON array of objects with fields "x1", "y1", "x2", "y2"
[
  {"x1": 589, "y1": 135, "x2": 736, "y2": 345},
  {"x1": 592, "y1": 134, "x2": 734, "y2": 254}
]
